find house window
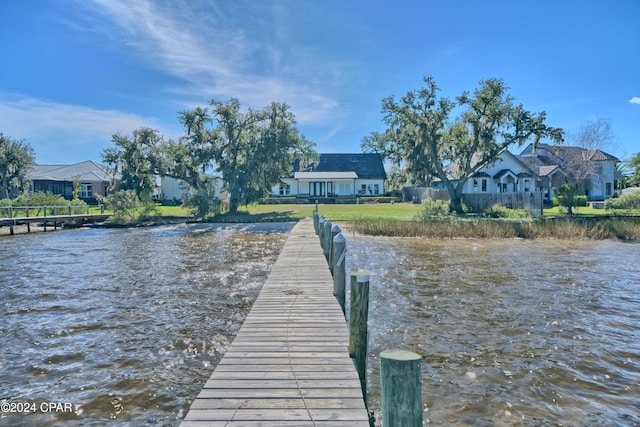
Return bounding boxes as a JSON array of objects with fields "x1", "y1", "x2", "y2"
[
  {"x1": 278, "y1": 184, "x2": 290, "y2": 196},
  {"x1": 338, "y1": 183, "x2": 351, "y2": 195},
  {"x1": 473, "y1": 179, "x2": 478, "y2": 192},
  {"x1": 524, "y1": 179, "x2": 530, "y2": 192},
  {"x1": 360, "y1": 184, "x2": 366, "y2": 195},
  {"x1": 81, "y1": 184, "x2": 93, "y2": 198},
  {"x1": 374, "y1": 184, "x2": 379, "y2": 195},
  {"x1": 606, "y1": 182, "x2": 612, "y2": 196},
  {"x1": 481, "y1": 179, "x2": 487, "y2": 192}
]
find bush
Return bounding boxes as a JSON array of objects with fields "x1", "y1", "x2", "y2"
[
  {"x1": 101, "y1": 190, "x2": 157, "y2": 223},
  {"x1": 483, "y1": 204, "x2": 533, "y2": 219},
  {"x1": 553, "y1": 184, "x2": 587, "y2": 215},
  {"x1": 415, "y1": 198, "x2": 452, "y2": 220},
  {"x1": 182, "y1": 186, "x2": 221, "y2": 219},
  {"x1": 605, "y1": 191, "x2": 640, "y2": 211}
]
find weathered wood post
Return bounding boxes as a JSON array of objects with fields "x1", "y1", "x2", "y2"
[
  {"x1": 26, "y1": 206, "x2": 30, "y2": 232},
  {"x1": 323, "y1": 220, "x2": 332, "y2": 262},
  {"x1": 331, "y1": 233, "x2": 346, "y2": 313},
  {"x1": 68, "y1": 205, "x2": 72, "y2": 216},
  {"x1": 313, "y1": 209, "x2": 319, "y2": 235},
  {"x1": 8, "y1": 205, "x2": 14, "y2": 235},
  {"x1": 100, "y1": 204, "x2": 105, "y2": 215},
  {"x1": 349, "y1": 271, "x2": 370, "y2": 402},
  {"x1": 380, "y1": 350, "x2": 423, "y2": 427},
  {"x1": 329, "y1": 224, "x2": 341, "y2": 274},
  {"x1": 318, "y1": 216, "x2": 325, "y2": 248}
]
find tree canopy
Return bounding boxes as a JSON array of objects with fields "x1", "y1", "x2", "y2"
[
  {"x1": 628, "y1": 152, "x2": 640, "y2": 187},
  {"x1": 181, "y1": 98, "x2": 311, "y2": 213},
  {"x1": 362, "y1": 77, "x2": 563, "y2": 212},
  {"x1": 101, "y1": 98, "x2": 314, "y2": 214},
  {"x1": 0, "y1": 133, "x2": 36, "y2": 199}
]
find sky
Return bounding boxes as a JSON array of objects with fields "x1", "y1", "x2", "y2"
[{"x1": 0, "y1": 0, "x2": 638, "y2": 165}]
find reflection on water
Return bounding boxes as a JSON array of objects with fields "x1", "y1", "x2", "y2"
[
  {"x1": 0, "y1": 223, "x2": 292, "y2": 426},
  {"x1": 347, "y1": 236, "x2": 640, "y2": 426}
]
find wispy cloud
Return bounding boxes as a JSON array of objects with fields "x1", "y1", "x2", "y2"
[
  {"x1": 629, "y1": 97, "x2": 640, "y2": 104},
  {"x1": 83, "y1": 0, "x2": 348, "y2": 124},
  {"x1": 0, "y1": 94, "x2": 179, "y2": 163}
]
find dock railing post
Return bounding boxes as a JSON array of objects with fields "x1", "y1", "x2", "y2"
[
  {"x1": 8, "y1": 205, "x2": 14, "y2": 235},
  {"x1": 313, "y1": 209, "x2": 319, "y2": 235},
  {"x1": 349, "y1": 270, "x2": 369, "y2": 402},
  {"x1": 380, "y1": 350, "x2": 423, "y2": 427},
  {"x1": 329, "y1": 224, "x2": 341, "y2": 274},
  {"x1": 323, "y1": 220, "x2": 332, "y2": 262},
  {"x1": 318, "y1": 216, "x2": 325, "y2": 248},
  {"x1": 331, "y1": 233, "x2": 346, "y2": 313}
]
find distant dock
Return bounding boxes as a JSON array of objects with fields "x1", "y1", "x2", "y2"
[{"x1": 181, "y1": 218, "x2": 369, "y2": 426}]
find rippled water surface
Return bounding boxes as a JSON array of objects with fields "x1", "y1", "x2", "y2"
[
  {"x1": 346, "y1": 236, "x2": 640, "y2": 426},
  {"x1": 0, "y1": 223, "x2": 292, "y2": 426}
]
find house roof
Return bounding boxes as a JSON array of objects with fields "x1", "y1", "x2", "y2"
[
  {"x1": 538, "y1": 165, "x2": 564, "y2": 177},
  {"x1": 521, "y1": 143, "x2": 619, "y2": 163},
  {"x1": 30, "y1": 161, "x2": 118, "y2": 183},
  {"x1": 313, "y1": 153, "x2": 387, "y2": 180},
  {"x1": 294, "y1": 171, "x2": 358, "y2": 179},
  {"x1": 493, "y1": 169, "x2": 518, "y2": 179}
]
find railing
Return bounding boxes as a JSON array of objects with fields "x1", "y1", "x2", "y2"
[
  {"x1": 314, "y1": 208, "x2": 424, "y2": 427},
  {"x1": 0, "y1": 205, "x2": 105, "y2": 219}
]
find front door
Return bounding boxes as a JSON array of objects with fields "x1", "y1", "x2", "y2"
[{"x1": 310, "y1": 181, "x2": 325, "y2": 197}]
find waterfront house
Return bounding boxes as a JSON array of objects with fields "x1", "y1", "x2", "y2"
[
  {"x1": 519, "y1": 143, "x2": 619, "y2": 201},
  {"x1": 431, "y1": 149, "x2": 539, "y2": 195},
  {"x1": 159, "y1": 176, "x2": 225, "y2": 203},
  {"x1": 29, "y1": 160, "x2": 120, "y2": 203},
  {"x1": 272, "y1": 153, "x2": 387, "y2": 198}
]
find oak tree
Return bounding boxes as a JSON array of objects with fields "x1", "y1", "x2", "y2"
[{"x1": 363, "y1": 77, "x2": 563, "y2": 212}]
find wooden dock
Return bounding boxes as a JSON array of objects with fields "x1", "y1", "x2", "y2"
[
  {"x1": 181, "y1": 218, "x2": 369, "y2": 426},
  {"x1": 0, "y1": 214, "x2": 111, "y2": 235}
]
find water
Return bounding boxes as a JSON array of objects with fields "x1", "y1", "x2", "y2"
[
  {"x1": 0, "y1": 223, "x2": 293, "y2": 426},
  {"x1": 346, "y1": 236, "x2": 640, "y2": 426},
  {"x1": 3, "y1": 225, "x2": 639, "y2": 426}
]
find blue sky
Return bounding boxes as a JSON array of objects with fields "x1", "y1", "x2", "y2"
[{"x1": 1, "y1": 0, "x2": 638, "y2": 165}]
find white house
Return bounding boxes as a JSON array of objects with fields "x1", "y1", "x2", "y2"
[
  {"x1": 432, "y1": 149, "x2": 538, "y2": 194},
  {"x1": 272, "y1": 153, "x2": 387, "y2": 198},
  {"x1": 160, "y1": 176, "x2": 225, "y2": 202}
]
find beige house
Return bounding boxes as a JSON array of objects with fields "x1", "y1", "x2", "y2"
[{"x1": 519, "y1": 143, "x2": 619, "y2": 201}]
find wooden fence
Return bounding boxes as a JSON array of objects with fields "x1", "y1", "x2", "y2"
[{"x1": 402, "y1": 187, "x2": 544, "y2": 217}]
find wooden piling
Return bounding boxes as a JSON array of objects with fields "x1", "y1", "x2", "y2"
[
  {"x1": 313, "y1": 209, "x2": 319, "y2": 235},
  {"x1": 329, "y1": 224, "x2": 341, "y2": 274},
  {"x1": 349, "y1": 271, "x2": 370, "y2": 402},
  {"x1": 331, "y1": 232, "x2": 346, "y2": 313},
  {"x1": 380, "y1": 349, "x2": 423, "y2": 427},
  {"x1": 8, "y1": 206, "x2": 14, "y2": 235},
  {"x1": 318, "y1": 216, "x2": 325, "y2": 248},
  {"x1": 323, "y1": 220, "x2": 332, "y2": 261}
]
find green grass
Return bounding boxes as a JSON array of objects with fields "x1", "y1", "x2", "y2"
[{"x1": 211, "y1": 202, "x2": 420, "y2": 222}]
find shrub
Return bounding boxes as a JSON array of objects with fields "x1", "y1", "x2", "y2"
[
  {"x1": 605, "y1": 191, "x2": 640, "y2": 211},
  {"x1": 101, "y1": 190, "x2": 157, "y2": 223},
  {"x1": 553, "y1": 184, "x2": 587, "y2": 215},
  {"x1": 415, "y1": 198, "x2": 452, "y2": 220},
  {"x1": 182, "y1": 185, "x2": 221, "y2": 219},
  {"x1": 483, "y1": 204, "x2": 533, "y2": 219}
]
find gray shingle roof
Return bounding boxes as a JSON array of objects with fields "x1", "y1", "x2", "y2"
[
  {"x1": 30, "y1": 161, "x2": 118, "y2": 183},
  {"x1": 313, "y1": 153, "x2": 387, "y2": 180}
]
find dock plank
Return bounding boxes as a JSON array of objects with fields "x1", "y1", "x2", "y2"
[{"x1": 181, "y1": 218, "x2": 369, "y2": 425}]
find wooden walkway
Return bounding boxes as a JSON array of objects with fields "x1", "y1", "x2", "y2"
[{"x1": 181, "y1": 218, "x2": 369, "y2": 426}]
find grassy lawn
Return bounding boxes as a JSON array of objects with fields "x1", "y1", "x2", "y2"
[{"x1": 215, "y1": 202, "x2": 420, "y2": 222}]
